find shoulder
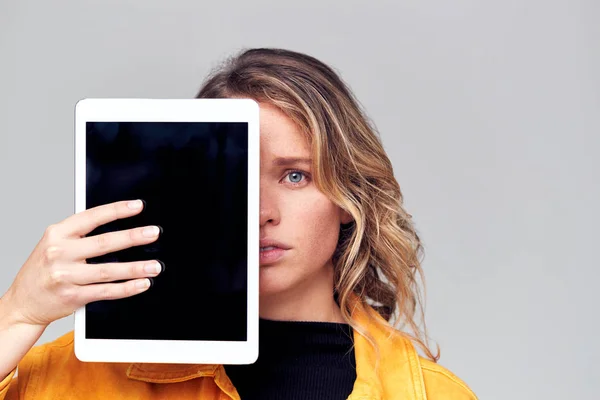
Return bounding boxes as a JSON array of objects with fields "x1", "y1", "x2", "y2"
[
  {"x1": 21, "y1": 330, "x2": 75, "y2": 367},
  {"x1": 22, "y1": 330, "x2": 75, "y2": 364},
  {"x1": 37, "y1": 330, "x2": 75, "y2": 350},
  {"x1": 361, "y1": 318, "x2": 477, "y2": 400},
  {"x1": 11, "y1": 331, "x2": 74, "y2": 396},
  {"x1": 19, "y1": 330, "x2": 125, "y2": 381},
  {"x1": 418, "y1": 356, "x2": 478, "y2": 400},
  {"x1": 353, "y1": 304, "x2": 478, "y2": 399}
]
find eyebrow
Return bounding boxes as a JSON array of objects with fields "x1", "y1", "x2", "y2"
[{"x1": 272, "y1": 157, "x2": 313, "y2": 167}]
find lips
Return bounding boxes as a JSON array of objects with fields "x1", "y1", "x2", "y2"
[
  {"x1": 259, "y1": 239, "x2": 291, "y2": 250},
  {"x1": 259, "y1": 247, "x2": 287, "y2": 264},
  {"x1": 259, "y1": 238, "x2": 290, "y2": 265}
]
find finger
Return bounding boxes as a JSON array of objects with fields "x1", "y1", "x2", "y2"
[
  {"x1": 67, "y1": 259, "x2": 165, "y2": 285},
  {"x1": 57, "y1": 200, "x2": 146, "y2": 238},
  {"x1": 78, "y1": 278, "x2": 154, "y2": 303},
  {"x1": 67, "y1": 225, "x2": 162, "y2": 261}
]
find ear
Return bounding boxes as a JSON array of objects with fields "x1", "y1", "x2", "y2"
[{"x1": 339, "y1": 208, "x2": 353, "y2": 225}]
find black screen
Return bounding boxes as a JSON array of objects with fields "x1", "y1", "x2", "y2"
[{"x1": 84, "y1": 121, "x2": 248, "y2": 341}]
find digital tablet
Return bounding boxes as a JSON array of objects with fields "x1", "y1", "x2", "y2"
[{"x1": 73, "y1": 98, "x2": 259, "y2": 364}]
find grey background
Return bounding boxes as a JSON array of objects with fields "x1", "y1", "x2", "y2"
[{"x1": 1, "y1": 0, "x2": 598, "y2": 398}]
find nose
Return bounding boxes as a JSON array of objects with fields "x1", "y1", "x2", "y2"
[{"x1": 259, "y1": 182, "x2": 280, "y2": 227}]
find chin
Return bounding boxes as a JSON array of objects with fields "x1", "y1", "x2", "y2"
[{"x1": 258, "y1": 265, "x2": 296, "y2": 297}]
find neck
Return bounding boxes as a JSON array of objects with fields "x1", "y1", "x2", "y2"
[{"x1": 259, "y1": 262, "x2": 345, "y2": 323}]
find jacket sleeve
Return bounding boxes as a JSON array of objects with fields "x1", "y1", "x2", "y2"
[{"x1": 0, "y1": 368, "x2": 18, "y2": 400}]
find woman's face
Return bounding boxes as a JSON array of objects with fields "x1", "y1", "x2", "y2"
[{"x1": 258, "y1": 102, "x2": 352, "y2": 299}]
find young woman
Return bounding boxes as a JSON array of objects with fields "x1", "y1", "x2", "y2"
[{"x1": 0, "y1": 48, "x2": 477, "y2": 399}]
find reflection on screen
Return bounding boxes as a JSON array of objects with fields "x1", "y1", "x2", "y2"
[{"x1": 85, "y1": 121, "x2": 248, "y2": 341}]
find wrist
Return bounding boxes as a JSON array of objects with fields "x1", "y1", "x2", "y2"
[{"x1": 0, "y1": 289, "x2": 47, "y2": 331}]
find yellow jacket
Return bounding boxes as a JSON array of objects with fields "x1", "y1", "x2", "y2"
[{"x1": 0, "y1": 298, "x2": 477, "y2": 399}]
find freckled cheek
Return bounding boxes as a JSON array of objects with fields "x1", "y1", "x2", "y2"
[{"x1": 287, "y1": 200, "x2": 341, "y2": 255}]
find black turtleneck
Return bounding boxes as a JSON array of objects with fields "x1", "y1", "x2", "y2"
[{"x1": 223, "y1": 318, "x2": 357, "y2": 400}]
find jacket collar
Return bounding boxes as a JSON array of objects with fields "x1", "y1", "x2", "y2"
[
  {"x1": 345, "y1": 295, "x2": 426, "y2": 400},
  {"x1": 126, "y1": 295, "x2": 425, "y2": 400}
]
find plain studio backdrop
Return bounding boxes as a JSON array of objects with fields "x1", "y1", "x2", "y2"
[{"x1": 1, "y1": 0, "x2": 598, "y2": 398}]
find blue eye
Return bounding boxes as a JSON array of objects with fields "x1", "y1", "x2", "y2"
[
  {"x1": 284, "y1": 170, "x2": 309, "y2": 185},
  {"x1": 289, "y1": 171, "x2": 303, "y2": 183}
]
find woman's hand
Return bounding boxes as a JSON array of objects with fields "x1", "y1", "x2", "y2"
[{"x1": 3, "y1": 199, "x2": 163, "y2": 328}]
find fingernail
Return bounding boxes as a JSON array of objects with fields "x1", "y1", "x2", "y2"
[
  {"x1": 128, "y1": 200, "x2": 143, "y2": 209},
  {"x1": 144, "y1": 261, "x2": 161, "y2": 274},
  {"x1": 136, "y1": 279, "x2": 150, "y2": 289},
  {"x1": 142, "y1": 226, "x2": 160, "y2": 237}
]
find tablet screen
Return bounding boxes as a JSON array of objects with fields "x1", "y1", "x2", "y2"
[{"x1": 84, "y1": 121, "x2": 248, "y2": 342}]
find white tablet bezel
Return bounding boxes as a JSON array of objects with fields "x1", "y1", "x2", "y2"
[{"x1": 73, "y1": 98, "x2": 259, "y2": 365}]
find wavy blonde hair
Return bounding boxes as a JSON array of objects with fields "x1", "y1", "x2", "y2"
[{"x1": 196, "y1": 47, "x2": 439, "y2": 363}]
